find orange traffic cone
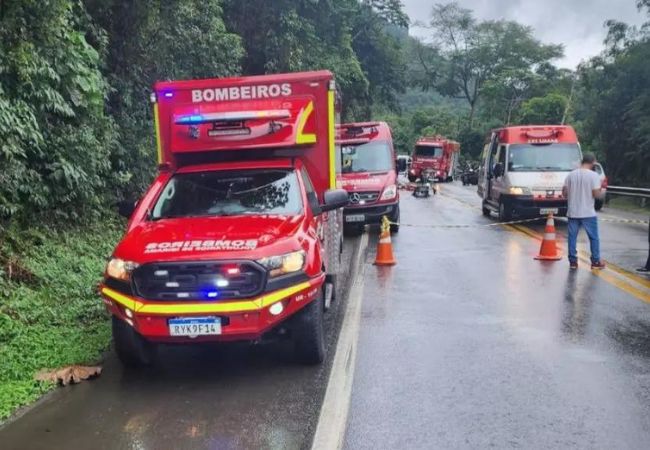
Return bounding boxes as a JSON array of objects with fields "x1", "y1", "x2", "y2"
[
  {"x1": 374, "y1": 216, "x2": 396, "y2": 266},
  {"x1": 535, "y1": 213, "x2": 562, "y2": 261}
]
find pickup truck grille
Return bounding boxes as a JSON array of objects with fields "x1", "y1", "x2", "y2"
[
  {"x1": 132, "y1": 261, "x2": 266, "y2": 301},
  {"x1": 348, "y1": 191, "x2": 380, "y2": 205}
]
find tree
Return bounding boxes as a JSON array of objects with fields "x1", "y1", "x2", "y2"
[
  {"x1": 425, "y1": 2, "x2": 563, "y2": 127},
  {"x1": 0, "y1": 0, "x2": 115, "y2": 222},
  {"x1": 517, "y1": 94, "x2": 568, "y2": 125}
]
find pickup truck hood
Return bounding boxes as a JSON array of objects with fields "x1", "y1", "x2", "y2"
[
  {"x1": 114, "y1": 215, "x2": 304, "y2": 263},
  {"x1": 337, "y1": 171, "x2": 394, "y2": 192}
]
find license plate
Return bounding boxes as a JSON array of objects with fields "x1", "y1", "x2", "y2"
[
  {"x1": 345, "y1": 214, "x2": 365, "y2": 223},
  {"x1": 168, "y1": 317, "x2": 221, "y2": 337},
  {"x1": 540, "y1": 208, "x2": 559, "y2": 215}
]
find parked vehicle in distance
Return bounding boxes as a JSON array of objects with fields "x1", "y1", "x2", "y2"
[
  {"x1": 478, "y1": 125, "x2": 583, "y2": 221},
  {"x1": 397, "y1": 154, "x2": 411, "y2": 173},
  {"x1": 593, "y1": 162, "x2": 607, "y2": 211},
  {"x1": 101, "y1": 71, "x2": 348, "y2": 367},
  {"x1": 461, "y1": 163, "x2": 479, "y2": 186},
  {"x1": 408, "y1": 135, "x2": 460, "y2": 183},
  {"x1": 337, "y1": 122, "x2": 400, "y2": 235}
]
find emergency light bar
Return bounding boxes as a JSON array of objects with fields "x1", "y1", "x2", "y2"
[
  {"x1": 339, "y1": 138, "x2": 371, "y2": 145},
  {"x1": 175, "y1": 110, "x2": 291, "y2": 125},
  {"x1": 524, "y1": 129, "x2": 560, "y2": 139},
  {"x1": 337, "y1": 123, "x2": 380, "y2": 137}
]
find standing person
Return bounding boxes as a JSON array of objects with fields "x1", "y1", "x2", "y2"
[
  {"x1": 562, "y1": 153, "x2": 606, "y2": 270},
  {"x1": 638, "y1": 220, "x2": 650, "y2": 273}
]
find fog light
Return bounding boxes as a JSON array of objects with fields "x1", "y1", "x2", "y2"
[
  {"x1": 125, "y1": 308, "x2": 133, "y2": 318},
  {"x1": 269, "y1": 302, "x2": 284, "y2": 316}
]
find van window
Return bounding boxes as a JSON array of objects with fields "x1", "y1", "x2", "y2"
[
  {"x1": 498, "y1": 145, "x2": 507, "y2": 165},
  {"x1": 507, "y1": 144, "x2": 581, "y2": 172},
  {"x1": 341, "y1": 142, "x2": 392, "y2": 173}
]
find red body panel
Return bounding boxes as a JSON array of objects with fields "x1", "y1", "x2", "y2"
[
  {"x1": 409, "y1": 135, "x2": 460, "y2": 181},
  {"x1": 336, "y1": 121, "x2": 398, "y2": 208},
  {"x1": 493, "y1": 125, "x2": 578, "y2": 145},
  {"x1": 103, "y1": 71, "x2": 339, "y2": 344}
]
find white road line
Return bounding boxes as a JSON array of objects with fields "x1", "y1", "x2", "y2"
[{"x1": 311, "y1": 232, "x2": 369, "y2": 450}]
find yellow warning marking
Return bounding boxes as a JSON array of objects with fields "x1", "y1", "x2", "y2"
[{"x1": 507, "y1": 224, "x2": 650, "y2": 304}]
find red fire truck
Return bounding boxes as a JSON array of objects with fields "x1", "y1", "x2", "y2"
[
  {"x1": 100, "y1": 71, "x2": 348, "y2": 366},
  {"x1": 336, "y1": 122, "x2": 400, "y2": 235},
  {"x1": 408, "y1": 135, "x2": 461, "y2": 183}
]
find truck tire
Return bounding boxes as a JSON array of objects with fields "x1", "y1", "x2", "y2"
[
  {"x1": 407, "y1": 173, "x2": 417, "y2": 183},
  {"x1": 498, "y1": 200, "x2": 512, "y2": 222},
  {"x1": 293, "y1": 289, "x2": 326, "y2": 365},
  {"x1": 344, "y1": 223, "x2": 364, "y2": 236},
  {"x1": 481, "y1": 201, "x2": 491, "y2": 217},
  {"x1": 595, "y1": 199, "x2": 604, "y2": 211},
  {"x1": 112, "y1": 316, "x2": 157, "y2": 367},
  {"x1": 390, "y1": 206, "x2": 400, "y2": 233}
]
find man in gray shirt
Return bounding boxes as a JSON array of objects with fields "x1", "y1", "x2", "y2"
[{"x1": 562, "y1": 153, "x2": 605, "y2": 270}]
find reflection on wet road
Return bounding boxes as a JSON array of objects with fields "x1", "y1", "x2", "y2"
[
  {"x1": 0, "y1": 238, "x2": 362, "y2": 450},
  {"x1": 345, "y1": 183, "x2": 650, "y2": 449}
]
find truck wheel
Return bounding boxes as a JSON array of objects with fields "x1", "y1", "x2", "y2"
[
  {"x1": 407, "y1": 174, "x2": 417, "y2": 183},
  {"x1": 595, "y1": 199, "x2": 604, "y2": 211},
  {"x1": 481, "y1": 201, "x2": 491, "y2": 217},
  {"x1": 343, "y1": 224, "x2": 363, "y2": 236},
  {"x1": 390, "y1": 207, "x2": 400, "y2": 234},
  {"x1": 293, "y1": 289, "x2": 326, "y2": 365},
  {"x1": 498, "y1": 200, "x2": 512, "y2": 222},
  {"x1": 112, "y1": 316, "x2": 157, "y2": 367}
]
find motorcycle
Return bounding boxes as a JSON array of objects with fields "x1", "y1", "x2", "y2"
[{"x1": 413, "y1": 168, "x2": 437, "y2": 198}]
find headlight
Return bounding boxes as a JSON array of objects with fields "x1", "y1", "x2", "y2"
[
  {"x1": 105, "y1": 258, "x2": 139, "y2": 281},
  {"x1": 380, "y1": 184, "x2": 397, "y2": 201},
  {"x1": 509, "y1": 186, "x2": 531, "y2": 195},
  {"x1": 257, "y1": 251, "x2": 305, "y2": 277}
]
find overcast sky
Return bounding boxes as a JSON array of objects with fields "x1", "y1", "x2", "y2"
[{"x1": 403, "y1": 0, "x2": 647, "y2": 68}]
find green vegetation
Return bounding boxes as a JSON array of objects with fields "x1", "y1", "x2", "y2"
[
  {"x1": 1, "y1": 0, "x2": 649, "y2": 420},
  {"x1": 0, "y1": 220, "x2": 122, "y2": 420}
]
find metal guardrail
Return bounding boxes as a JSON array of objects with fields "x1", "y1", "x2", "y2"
[{"x1": 607, "y1": 186, "x2": 650, "y2": 199}]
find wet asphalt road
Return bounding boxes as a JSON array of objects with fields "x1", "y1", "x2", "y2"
[
  {"x1": 0, "y1": 237, "x2": 362, "y2": 450},
  {"x1": 345, "y1": 183, "x2": 650, "y2": 449}
]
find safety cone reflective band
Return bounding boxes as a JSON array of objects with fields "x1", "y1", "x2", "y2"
[
  {"x1": 534, "y1": 213, "x2": 562, "y2": 261},
  {"x1": 374, "y1": 216, "x2": 396, "y2": 266}
]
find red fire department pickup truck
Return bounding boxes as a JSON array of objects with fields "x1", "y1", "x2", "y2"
[
  {"x1": 100, "y1": 71, "x2": 348, "y2": 366},
  {"x1": 408, "y1": 135, "x2": 461, "y2": 183},
  {"x1": 336, "y1": 122, "x2": 400, "y2": 235}
]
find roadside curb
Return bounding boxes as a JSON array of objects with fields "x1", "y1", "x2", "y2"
[{"x1": 311, "y1": 232, "x2": 369, "y2": 450}]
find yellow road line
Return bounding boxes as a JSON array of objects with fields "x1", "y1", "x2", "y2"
[
  {"x1": 508, "y1": 224, "x2": 650, "y2": 304},
  {"x1": 607, "y1": 262, "x2": 650, "y2": 290}
]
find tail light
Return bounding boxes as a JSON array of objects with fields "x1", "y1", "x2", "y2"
[{"x1": 602, "y1": 177, "x2": 608, "y2": 189}]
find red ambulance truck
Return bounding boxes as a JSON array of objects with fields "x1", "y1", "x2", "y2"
[
  {"x1": 336, "y1": 122, "x2": 400, "y2": 235},
  {"x1": 408, "y1": 135, "x2": 460, "y2": 183},
  {"x1": 100, "y1": 71, "x2": 348, "y2": 366}
]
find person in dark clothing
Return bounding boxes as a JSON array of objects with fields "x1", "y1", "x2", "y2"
[{"x1": 638, "y1": 220, "x2": 650, "y2": 273}]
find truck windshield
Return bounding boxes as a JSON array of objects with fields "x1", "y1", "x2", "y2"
[
  {"x1": 414, "y1": 146, "x2": 443, "y2": 158},
  {"x1": 507, "y1": 144, "x2": 581, "y2": 172},
  {"x1": 151, "y1": 169, "x2": 302, "y2": 219},
  {"x1": 341, "y1": 142, "x2": 392, "y2": 173}
]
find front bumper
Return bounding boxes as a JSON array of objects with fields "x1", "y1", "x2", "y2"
[
  {"x1": 504, "y1": 195, "x2": 568, "y2": 217},
  {"x1": 343, "y1": 201, "x2": 399, "y2": 225},
  {"x1": 100, "y1": 275, "x2": 324, "y2": 343}
]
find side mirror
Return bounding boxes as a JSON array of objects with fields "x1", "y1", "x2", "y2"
[
  {"x1": 493, "y1": 163, "x2": 504, "y2": 178},
  {"x1": 117, "y1": 199, "x2": 137, "y2": 218},
  {"x1": 320, "y1": 188, "x2": 349, "y2": 212},
  {"x1": 396, "y1": 158, "x2": 407, "y2": 173}
]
